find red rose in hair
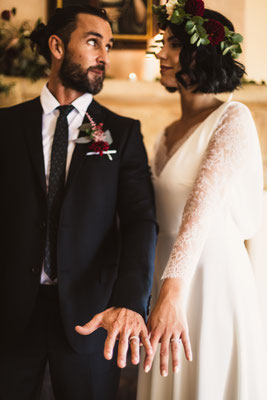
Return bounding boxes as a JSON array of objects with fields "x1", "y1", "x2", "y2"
[
  {"x1": 185, "y1": 0, "x2": 204, "y2": 17},
  {"x1": 204, "y1": 19, "x2": 225, "y2": 45},
  {"x1": 1, "y1": 10, "x2": 11, "y2": 21},
  {"x1": 88, "y1": 141, "x2": 109, "y2": 156}
]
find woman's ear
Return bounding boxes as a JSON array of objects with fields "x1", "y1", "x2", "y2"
[{"x1": 48, "y1": 35, "x2": 64, "y2": 61}]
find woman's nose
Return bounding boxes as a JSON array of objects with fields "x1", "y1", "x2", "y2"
[{"x1": 156, "y1": 46, "x2": 167, "y2": 60}]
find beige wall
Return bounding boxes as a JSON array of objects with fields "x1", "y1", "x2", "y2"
[
  {"x1": 1, "y1": 0, "x2": 47, "y2": 23},
  {"x1": 1, "y1": 0, "x2": 267, "y2": 82},
  {"x1": 244, "y1": 0, "x2": 267, "y2": 82}
]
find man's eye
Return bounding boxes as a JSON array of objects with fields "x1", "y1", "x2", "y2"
[
  {"x1": 87, "y1": 39, "x2": 97, "y2": 46},
  {"x1": 106, "y1": 44, "x2": 112, "y2": 52}
]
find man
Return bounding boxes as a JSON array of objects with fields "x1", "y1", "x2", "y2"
[{"x1": 0, "y1": 5, "x2": 157, "y2": 399}]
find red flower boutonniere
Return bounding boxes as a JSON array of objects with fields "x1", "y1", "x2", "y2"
[{"x1": 75, "y1": 113, "x2": 116, "y2": 160}]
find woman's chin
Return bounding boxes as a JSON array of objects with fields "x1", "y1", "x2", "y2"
[{"x1": 160, "y1": 77, "x2": 178, "y2": 92}]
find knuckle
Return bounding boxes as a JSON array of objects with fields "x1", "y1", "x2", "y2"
[
  {"x1": 160, "y1": 348, "x2": 168, "y2": 357},
  {"x1": 111, "y1": 321, "x2": 120, "y2": 331},
  {"x1": 119, "y1": 337, "x2": 128, "y2": 346},
  {"x1": 152, "y1": 328, "x2": 162, "y2": 337}
]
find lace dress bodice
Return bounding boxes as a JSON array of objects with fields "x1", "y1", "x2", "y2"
[{"x1": 152, "y1": 102, "x2": 263, "y2": 282}]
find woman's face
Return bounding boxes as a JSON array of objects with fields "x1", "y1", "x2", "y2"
[{"x1": 156, "y1": 27, "x2": 182, "y2": 89}]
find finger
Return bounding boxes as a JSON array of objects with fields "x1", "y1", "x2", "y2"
[
  {"x1": 171, "y1": 336, "x2": 181, "y2": 373},
  {"x1": 75, "y1": 313, "x2": 102, "y2": 336},
  {"x1": 129, "y1": 335, "x2": 141, "y2": 365},
  {"x1": 117, "y1": 332, "x2": 130, "y2": 368},
  {"x1": 142, "y1": 336, "x2": 154, "y2": 373},
  {"x1": 150, "y1": 331, "x2": 161, "y2": 356},
  {"x1": 143, "y1": 329, "x2": 160, "y2": 373},
  {"x1": 104, "y1": 328, "x2": 119, "y2": 360},
  {"x1": 181, "y1": 330, "x2": 193, "y2": 361},
  {"x1": 160, "y1": 335, "x2": 170, "y2": 377},
  {"x1": 140, "y1": 330, "x2": 153, "y2": 358}
]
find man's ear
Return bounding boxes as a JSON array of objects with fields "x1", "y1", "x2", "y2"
[{"x1": 48, "y1": 35, "x2": 65, "y2": 61}]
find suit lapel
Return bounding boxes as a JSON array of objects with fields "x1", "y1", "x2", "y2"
[
  {"x1": 22, "y1": 97, "x2": 106, "y2": 198},
  {"x1": 22, "y1": 97, "x2": 47, "y2": 197},
  {"x1": 65, "y1": 99, "x2": 106, "y2": 193}
]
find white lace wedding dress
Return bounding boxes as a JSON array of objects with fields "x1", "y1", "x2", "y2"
[{"x1": 137, "y1": 101, "x2": 267, "y2": 400}]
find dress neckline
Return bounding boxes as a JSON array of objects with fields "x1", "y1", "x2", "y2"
[{"x1": 153, "y1": 100, "x2": 233, "y2": 178}]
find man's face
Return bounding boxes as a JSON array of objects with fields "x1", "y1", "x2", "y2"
[{"x1": 59, "y1": 13, "x2": 113, "y2": 95}]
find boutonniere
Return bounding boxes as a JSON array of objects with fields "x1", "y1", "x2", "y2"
[{"x1": 74, "y1": 113, "x2": 116, "y2": 160}]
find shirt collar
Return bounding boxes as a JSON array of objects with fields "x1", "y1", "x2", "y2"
[{"x1": 40, "y1": 83, "x2": 93, "y2": 116}]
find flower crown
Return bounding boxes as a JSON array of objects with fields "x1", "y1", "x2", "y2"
[{"x1": 152, "y1": 0, "x2": 243, "y2": 59}]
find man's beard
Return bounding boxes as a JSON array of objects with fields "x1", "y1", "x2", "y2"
[{"x1": 59, "y1": 53, "x2": 105, "y2": 95}]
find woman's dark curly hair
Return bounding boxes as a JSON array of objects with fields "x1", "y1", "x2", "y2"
[
  {"x1": 29, "y1": 5, "x2": 110, "y2": 66},
  {"x1": 166, "y1": 9, "x2": 245, "y2": 93}
]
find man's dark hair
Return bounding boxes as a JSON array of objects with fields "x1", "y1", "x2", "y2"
[
  {"x1": 166, "y1": 9, "x2": 245, "y2": 93},
  {"x1": 30, "y1": 5, "x2": 110, "y2": 65}
]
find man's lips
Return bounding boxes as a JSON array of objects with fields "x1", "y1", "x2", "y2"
[
  {"x1": 89, "y1": 68, "x2": 104, "y2": 75},
  {"x1": 88, "y1": 66, "x2": 105, "y2": 75},
  {"x1": 160, "y1": 65, "x2": 172, "y2": 74}
]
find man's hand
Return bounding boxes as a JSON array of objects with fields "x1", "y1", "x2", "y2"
[{"x1": 75, "y1": 307, "x2": 152, "y2": 368}]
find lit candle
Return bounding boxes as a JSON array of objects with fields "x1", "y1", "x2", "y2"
[{"x1": 128, "y1": 72, "x2": 137, "y2": 82}]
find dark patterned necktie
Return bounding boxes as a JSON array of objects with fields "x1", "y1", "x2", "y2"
[{"x1": 44, "y1": 105, "x2": 74, "y2": 280}]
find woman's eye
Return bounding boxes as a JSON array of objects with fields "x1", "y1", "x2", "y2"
[{"x1": 171, "y1": 42, "x2": 182, "y2": 48}]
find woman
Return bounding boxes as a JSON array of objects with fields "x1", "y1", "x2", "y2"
[{"x1": 137, "y1": 1, "x2": 267, "y2": 399}]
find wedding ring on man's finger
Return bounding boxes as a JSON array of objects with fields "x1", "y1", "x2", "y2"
[
  {"x1": 170, "y1": 337, "x2": 181, "y2": 343},
  {"x1": 129, "y1": 336, "x2": 140, "y2": 344}
]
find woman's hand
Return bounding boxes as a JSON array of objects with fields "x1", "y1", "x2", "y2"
[{"x1": 144, "y1": 278, "x2": 192, "y2": 376}]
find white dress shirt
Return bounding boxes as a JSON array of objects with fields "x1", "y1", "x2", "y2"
[{"x1": 40, "y1": 84, "x2": 93, "y2": 284}]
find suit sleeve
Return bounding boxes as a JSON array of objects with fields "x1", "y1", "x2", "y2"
[{"x1": 108, "y1": 119, "x2": 158, "y2": 319}]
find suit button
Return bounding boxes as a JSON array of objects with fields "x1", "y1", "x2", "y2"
[{"x1": 31, "y1": 266, "x2": 41, "y2": 275}]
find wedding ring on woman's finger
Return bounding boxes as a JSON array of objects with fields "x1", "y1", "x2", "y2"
[
  {"x1": 129, "y1": 336, "x2": 140, "y2": 344},
  {"x1": 170, "y1": 337, "x2": 181, "y2": 343}
]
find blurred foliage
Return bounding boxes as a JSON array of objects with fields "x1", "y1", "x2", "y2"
[
  {"x1": 242, "y1": 78, "x2": 266, "y2": 86},
  {"x1": 0, "y1": 7, "x2": 49, "y2": 81},
  {"x1": 0, "y1": 75, "x2": 15, "y2": 95}
]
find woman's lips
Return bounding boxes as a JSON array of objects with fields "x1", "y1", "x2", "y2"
[{"x1": 160, "y1": 65, "x2": 172, "y2": 74}]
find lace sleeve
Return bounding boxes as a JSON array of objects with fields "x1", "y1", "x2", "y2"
[{"x1": 162, "y1": 102, "x2": 252, "y2": 281}]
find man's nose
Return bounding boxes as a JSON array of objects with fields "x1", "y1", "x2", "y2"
[{"x1": 96, "y1": 47, "x2": 110, "y2": 66}]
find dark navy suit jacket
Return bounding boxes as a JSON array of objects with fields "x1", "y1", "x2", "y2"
[{"x1": 0, "y1": 97, "x2": 157, "y2": 354}]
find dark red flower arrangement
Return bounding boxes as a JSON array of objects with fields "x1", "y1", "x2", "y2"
[
  {"x1": 204, "y1": 19, "x2": 225, "y2": 45},
  {"x1": 1, "y1": 8, "x2": 16, "y2": 21},
  {"x1": 1, "y1": 10, "x2": 11, "y2": 21},
  {"x1": 88, "y1": 140, "x2": 109, "y2": 156},
  {"x1": 185, "y1": 0, "x2": 204, "y2": 17}
]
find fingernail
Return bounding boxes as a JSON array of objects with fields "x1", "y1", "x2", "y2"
[
  {"x1": 145, "y1": 365, "x2": 150, "y2": 373},
  {"x1": 162, "y1": 370, "x2": 168, "y2": 377},
  {"x1": 174, "y1": 366, "x2": 180, "y2": 373}
]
